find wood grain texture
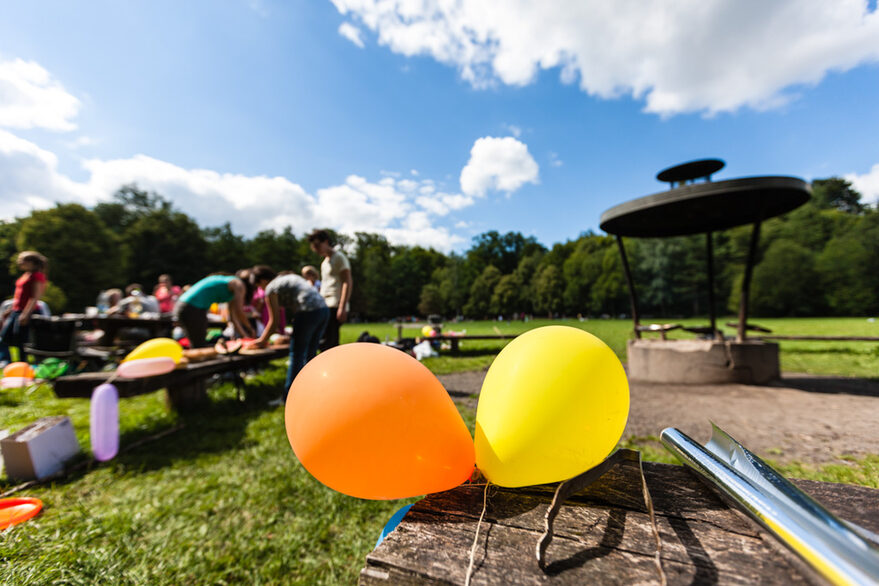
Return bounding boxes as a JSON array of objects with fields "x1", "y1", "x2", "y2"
[{"x1": 362, "y1": 462, "x2": 879, "y2": 585}]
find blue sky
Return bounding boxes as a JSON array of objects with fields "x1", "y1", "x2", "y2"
[{"x1": 1, "y1": 0, "x2": 878, "y2": 251}]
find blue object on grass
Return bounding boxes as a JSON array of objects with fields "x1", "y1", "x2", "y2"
[{"x1": 375, "y1": 504, "x2": 414, "y2": 548}]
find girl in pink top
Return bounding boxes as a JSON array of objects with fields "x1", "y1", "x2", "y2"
[
  {"x1": 153, "y1": 274, "x2": 181, "y2": 314},
  {"x1": 0, "y1": 251, "x2": 48, "y2": 364}
]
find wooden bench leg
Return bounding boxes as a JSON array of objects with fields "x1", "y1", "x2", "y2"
[
  {"x1": 165, "y1": 379, "x2": 208, "y2": 412},
  {"x1": 451, "y1": 339, "x2": 459, "y2": 354}
]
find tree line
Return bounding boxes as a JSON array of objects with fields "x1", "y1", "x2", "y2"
[{"x1": 1, "y1": 179, "x2": 876, "y2": 319}]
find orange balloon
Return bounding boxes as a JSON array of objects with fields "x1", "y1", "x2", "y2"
[
  {"x1": 286, "y1": 343, "x2": 474, "y2": 500},
  {"x1": 3, "y1": 362, "x2": 34, "y2": 379}
]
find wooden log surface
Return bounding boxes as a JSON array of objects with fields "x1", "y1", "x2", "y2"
[{"x1": 361, "y1": 462, "x2": 879, "y2": 585}]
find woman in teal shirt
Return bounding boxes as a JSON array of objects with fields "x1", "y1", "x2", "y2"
[{"x1": 174, "y1": 273, "x2": 256, "y2": 347}]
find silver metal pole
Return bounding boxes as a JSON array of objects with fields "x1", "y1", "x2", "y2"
[{"x1": 661, "y1": 425, "x2": 879, "y2": 586}]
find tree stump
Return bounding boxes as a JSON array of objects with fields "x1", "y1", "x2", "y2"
[{"x1": 361, "y1": 462, "x2": 879, "y2": 584}]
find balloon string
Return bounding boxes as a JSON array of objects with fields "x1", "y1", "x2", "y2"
[
  {"x1": 465, "y1": 482, "x2": 490, "y2": 586},
  {"x1": 639, "y1": 462, "x2": 667, "y2": 586}
]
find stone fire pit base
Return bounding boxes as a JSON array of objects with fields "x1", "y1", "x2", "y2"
[{"x1": 626, "y1": 338, "x2": 779, "y2": 385}]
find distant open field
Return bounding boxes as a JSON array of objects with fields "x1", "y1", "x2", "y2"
[{"x1": 343, "y1": 317, "x2": 879, "y2": 378}]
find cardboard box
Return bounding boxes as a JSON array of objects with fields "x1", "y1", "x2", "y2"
[
  {"x1": 1, "y1": 416, "x2": 80, "y2": 481},
  {"x1": 0, "y1": 429, "x2": 7, "y2": 476}
]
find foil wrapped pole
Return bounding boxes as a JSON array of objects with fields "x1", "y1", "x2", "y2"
[{"x1": 661, "y1": 424, "x2": 879, "y2": 586}]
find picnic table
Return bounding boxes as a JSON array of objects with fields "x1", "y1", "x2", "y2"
[
  {"x1": 433, "y1": 334, "x2": 512, "y2": 354},
  {"x1": 362, "y1": 461, "x2": 879, "y2": 584},
  {"x1": 43, "y1": 313, "x2": 176, "y2": 347},
  {"x1": 52, "y1": 347, "x2": 287, "y2": 411},
  {"x1": 394, "y1": 323, "x2": 516, "y2": 354},
  {"x1": 85, "y1": 314, "x2": 175, "y2": 345}
]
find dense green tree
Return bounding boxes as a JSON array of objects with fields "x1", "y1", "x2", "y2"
[
  {"x1": 0, "y1": 220, "x2": 21, "y2": 298},
  {"x1": 348, "y1": 232, "x2": 393, "y2": 318},
  {"x1": 434, "y1": 254, "x2": 476, "y2": 317},
  {"x1": 123, "y1": 210, "x2": 207, "y2": 287},
  {"x1": 7, "y1": 175, "x2": 879, "y2": 320},
  {"x1": 418, "y1": 284, "x2": 445, "y2": 317},
  {"x1": 93, "y1": 184, "x2": 173, "y2": 235},
  {"x1": 203, "y1": 223, "x2": 249, "y2": 274},
  {"x1": 489, "y1": 273, "x2": 522, "y2": 316},
  {"x1": 463, "y1": 265, "x2": 502, "y2": 318},
  {"x1": 816, "y1": 235, "x2": 873, "y2": 315},
  {"x1": 16, "y1": 204, "x2": 123, "y2": 311},
  {"x1": 590, "y1": 247, "x2": 628, "y2": 315},
  {"x1": 562, "y1": 236, "x2": 611, "y2": 315},
  {"x1": 466, "y1": 231, "x2": 545, "y2": 274},
  {"x1": 388, "y1": 246, "x2": 445, "y2": 317},
  {"x1": 246, "y1": 228, "x2": 309, "y2": 272},
  {"x1": 512, "y1": 251, "x2": 544, "y2": 315},
  {"x1": 41, "y1": 282, "x2": 67, "y2": 313},
  {"x1": 751, "y1": 241, "x2": 823, "y2": 316},
  {"x1": 811, "y1": 178, "x2": 864, "y2": 214},
  {"x1": 533, "y1": 264, "x2": 565, "y2": 317}
]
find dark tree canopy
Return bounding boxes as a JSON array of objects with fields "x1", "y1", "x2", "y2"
[
  {"x1": 811, "y1": 178, "x2": 864, "y2": 214},
  {"x1": 16, "y1": 204, "x2": 124, "y2": 311},
  {"x1": 1, "y1": 177, "x2": 876, "y2": 319}
]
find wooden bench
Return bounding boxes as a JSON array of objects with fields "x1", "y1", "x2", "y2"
[
  {"x1": 433, "y1": 335, "x2": 512, "y2": 354},
  {"x1": 52, "y1": 348, "x2": 287, "y2": 412},
  {"x1": 361, "y1": 461, "x2": 879, "y2": 584},
  {"x1": 636, "y1": 323, "x2": 682, "y2": 340}
]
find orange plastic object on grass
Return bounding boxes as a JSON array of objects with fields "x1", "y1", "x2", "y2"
[
  {"x1": 3, "y1": 362, "x2": 34, "y2": 379},
  {"x1": 285, "y1": 343, "x2": 475, "y2": 500},
  {"x1": 0, "y1": 497, "x2": 43, "y2": 530}
]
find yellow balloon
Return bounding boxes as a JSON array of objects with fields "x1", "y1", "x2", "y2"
[
  {"x1": 421, "y1": 325, "x2": 434, "y2": 337},
  {"x1": 475, "y1": 325, "x2": 629, "y2": 487},
  {"x1": 123, "y1": 337, "x2": 183, "y2": 364}
]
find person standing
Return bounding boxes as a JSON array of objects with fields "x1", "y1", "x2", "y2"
[
  {"x1": 173, "y1": 273, "x2": 256, "y2": 347},
  {"x1": 0, "y1": 251, "x2": 48, "y2": 365},
  {"x1": 307, "y1": 229, "x2": 352, "y2": 350},
  {"x1": 250, "y1": 267, "x2": 329, "y2": 402}
]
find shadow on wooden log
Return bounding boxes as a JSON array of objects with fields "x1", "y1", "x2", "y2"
[{"x1": 361, "y1": 460, "x2": 879, "y2": 584}]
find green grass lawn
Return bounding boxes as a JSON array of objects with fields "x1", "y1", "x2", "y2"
[
  {"x1": 349, "y1": 316, "x2": 879, "y2": 378},
  {"x1": 1, "y1": 318, "x2": 877, "y2": 583}
]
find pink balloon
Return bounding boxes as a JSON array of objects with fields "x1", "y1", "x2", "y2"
[
  {"x1": 116, "y1": 357, "x2": 175, "y2": 379},
  {"x1": 91, "y1": 383, "x2": 119, "y2": 461},
  {"x1": 0, "y1": 377, "x2": 31, "y2": 389}
]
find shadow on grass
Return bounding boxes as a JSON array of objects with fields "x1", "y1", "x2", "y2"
[
  {"x1": 774, "y1": 374, "x2": 879, "y2": 398},
  {"x1": 440, "y1": 347, "x2": 504, "y2": 358},
  {"x1": 5, "y1": 375, "x2": 289, "y2": 491},
  {"x1": 781, "y1": 346, "x2": 879, "y2": 356},
  {"x1": 117, "y1": 379, "x2": 283, "y2": 473}
]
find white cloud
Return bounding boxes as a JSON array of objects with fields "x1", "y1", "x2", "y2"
[
  {"x1": 338, "y1": 22, "x2": 365, "y2": 48},
  {"x1": 330, "y1": 0, "x2": 879, "y2": 116},
  {"x1": 0, "y1": 130, "x2": 475, "y2": 251},
  {"x1": 0, "y1": 56, "x2": 477, "y2": 250},
  {"x1": 0, "y1": 58, "x2": 81, "y2": 131},
  {"x1": 503, "y1": 123, "x2": 522, "y2": 138},
  {"x1": 416, "y1": 191, "x2": 474, "y2": 216},
  {"x1": 0, "y1": 130, "x2": 92, "y2": 218},
  {"x1": 248, "y1": 0, "x2": 270, "y2": 18},
  {"x1": 66, "y1": 136, "x2": 98, "y2": 149},
  {"x1": 549, "y1": 151, "x2": 563, "y2": 168},
  {"x1": 846, "y1": 164, "x2": 879, "y2": 205},
  {"x1": 459, "y1": 136, "x2": 539, "y2": 197}
]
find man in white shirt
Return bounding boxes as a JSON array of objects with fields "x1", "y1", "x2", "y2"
[{"x1": 308, "y1": 229, "x2": 353, "y2": 350}]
